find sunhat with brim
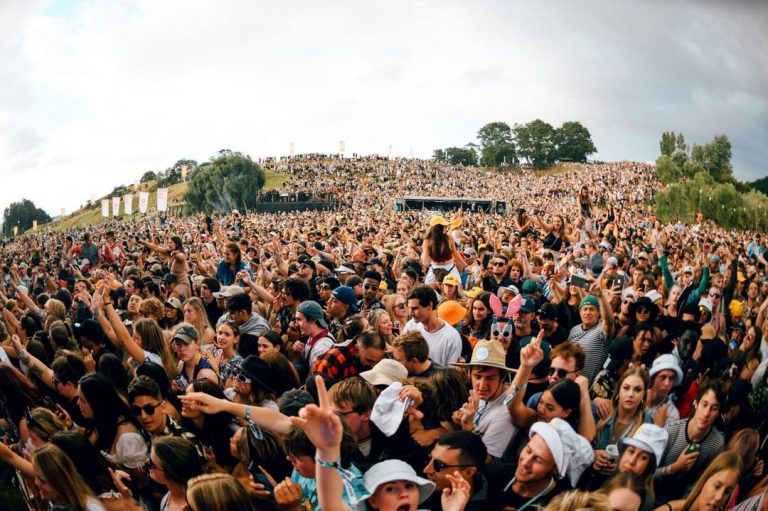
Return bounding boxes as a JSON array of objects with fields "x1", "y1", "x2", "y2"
[
  {"x1": 465, "y1": 287, "x2": 484, "y2": 299},
  {"x1": 360, "y1": 359, "x2": 408, "y2": 387},
  {"x1": 452, "y1": 339, "x2": 516, "y2": 373},
  {"x1": 629, "y1": 296, "x2": 659, "y2": 318},
  {"x1": 437, "y1": 300, "x2": 467, "y2": 327},
  {"x1": 649, "y1": 353, "x2": 683, "y2": 387},
  {"x1": 356, "y1": 459, "x2": 435, "y2": 511},
  {"x1": 429, "y1": 215, "x2": 450, "y2": 227},
  {"x1": 620, "y1": 423, "x2": 668, "y2": 468}
]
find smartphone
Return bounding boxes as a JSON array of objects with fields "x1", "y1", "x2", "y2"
[
  {"x1": 685, "y1": 443, "x2": 700, "y2": 455},
  {"x1": 614, "y1": 274, "x2": 625, "y2": 288},
  {"x1": 569, "y1": 275, "x2": 590, "y2": 289},
  {"x1": 482, "y1": 253, "x2": 491, "y2": 269}
]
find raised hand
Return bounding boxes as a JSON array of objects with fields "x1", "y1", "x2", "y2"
[
  {"x1": 179, "y1": 391, "x2": 227, "y2": 415},
  {"x1": 289, "y1": 375, "x2": 344, "y2": 456},
  {"x1": 441, "y1": 471, "x2": 471, "y2": 511}
]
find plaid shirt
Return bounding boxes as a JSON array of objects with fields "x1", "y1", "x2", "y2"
[{"x1": 312, "y1": 343, "x2": 363, "y2": 382}]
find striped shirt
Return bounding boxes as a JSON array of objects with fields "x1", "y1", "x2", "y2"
[
  {"x1": 569, "y1": 321, "x2": 609, "y2": 383},
  {"x1": 653, "y1": 418, "x2": 724, "y2": 504}
]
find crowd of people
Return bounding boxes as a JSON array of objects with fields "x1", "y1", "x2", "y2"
[{"x1": 0, "y1": 155, "x2": 766, "y2": 511}]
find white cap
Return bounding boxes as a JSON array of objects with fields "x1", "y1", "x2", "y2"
[
  {"x1": 649, "y1": 353, "x2": 683, "y2": 387},
  {"x1": 213, "y1": 285, "x2": 245, "y2": 299},
  {"x1": 356, "y1": 460, "x2": 435, "y2": 511},
  {"x1": 529, "y1": 418, "x2": 594, "y2": 486},
  {"x1": 335, "y1": 265, "x2": 356, "y2": 274},
  {"x1": 621, "y1": 423, "x2": 668, "y2": 467},
  {"x1": 683, "y1": 265, "x2": 694, "y2": 274},
  {"x1": 645, "y1": 290, "x2": 663, "y2": 304}
]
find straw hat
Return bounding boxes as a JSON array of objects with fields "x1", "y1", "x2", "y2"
[{"x1": 452, "y1": 339, "x2": 516, "y2": 373}]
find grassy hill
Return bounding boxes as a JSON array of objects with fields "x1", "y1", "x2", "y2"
[{"x1": 48, "y1": 171, "x2": 291, "y2": 231}]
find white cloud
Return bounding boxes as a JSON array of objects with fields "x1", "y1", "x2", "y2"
[{"x1": 0, "y1": 0, "x2": 766, "y2": 218}]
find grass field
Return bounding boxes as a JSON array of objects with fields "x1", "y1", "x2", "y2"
[{"x1": 46, "y1": 171, "x2": 291, "y2": 231}]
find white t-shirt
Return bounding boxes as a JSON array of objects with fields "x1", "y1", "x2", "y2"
[
  {"x1": 474, "y1": 391, "x2": 518, "y2": 459},
  {"x1": 402, "y1": 319, "x2": 462, "y2": 368},
  {"x1": 0, "y1": 347, "x2": 10, "y2": 365}
]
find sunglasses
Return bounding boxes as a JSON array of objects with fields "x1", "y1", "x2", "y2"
[
  {"x1": 548, "y1": 367, "x2": 577, "y2": 379},
  {"x1": 131, "y1": 401, "x2": 163, "y2": 416},
  {"x1": 319, "y1": 284, "x2": 331, "y2": 290},
  {"x1": 636, "y1": 306, "x2": 651, "y2": 313},
  {"x1": 395, "y1": 303, "x2": 407, "y2": 309},
  {"x1": 428, "y1": 456, "x2": 474, "y2": 472},
  {"x1": 709, "y1": 292, "x2": 721, "y2": 298},
  {"x1": 363, "y1": 284, "x2": 378, "y2": 290},
  {"x1": 623, "y1": 300, "x2": 634, "y2": 305},
  {"x1": 233, "y1": 371, "x2": 252, "y2": 383},
  {"x1": 491, "y1": 261, "x2": 506, "y2": 267}
]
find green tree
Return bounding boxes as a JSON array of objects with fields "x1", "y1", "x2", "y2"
[
  {"x1": 185, "y1": 152, "x2": 265, "y2": 214},
  {"x1": 477, "y1": 122, "x2": 516, "y2": 168},
  {"x1": 749, "y1": 176, "x2": 768, "y2": 196},
  {"x1": 656, "y1": 155, "x2": 682, "y2": 184},
  {"x1": 445, "y1": 147, "x2": 478, "y2": 166},
  {"x1": 140, "y1": 171, "x2": 157, "y2": 183},
  {"x1": 432, "y1": 149, "x2": 447, "y2": 162},
  {"x1": 682, "y1": 159, "x2": 705, "y2": 179},
  {"x1": 3, "y1": 199, "x2": 52, "y2": 236},
  {"x1": 554, "y1": 121, "x2": 596, "y2": 162},
  {"x1": 655, "y1": 183, "x2": 694, "y2": 223},
  {"x1": 691, "y1": 135, "x2": 734, "y2": 184},
  {"x1": 671, "y1": 149, "x2": 688, "y2": 169},
  {"x1": 660, "y1": 132, "x2": 676, "y2": 157},
  {"x1": 514, "y1": 119, "x2": 557, "y2": 169}
]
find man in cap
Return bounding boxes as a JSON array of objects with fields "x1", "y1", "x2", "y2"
[
  {"x1": 293, "y1": 300, "x2": 335, "y2": 371},
  {"x1": 403, "y1": 285, "x2": 462, "y2": 368},
  {"x1": 488, "y1": 418, "x2": 593, "y2": 509},
  {"x1": 568, "y1": 292, "x2": 615, "y2": 384},
  {"x1": 536, "y1": 302, "x2": 567, "y2": 347},
  {"x1": 644, "y1": 353, "x2": 683, "y2": 427},
  {"x1": 452, "y1": 339, "x2": 518, "y2": 459},
  {"x1": 326, "y1": 285, "x2": 359, "y2": 339},
  {"x1": 506, "y1": 295, "x2": 539, "y2": 370}
]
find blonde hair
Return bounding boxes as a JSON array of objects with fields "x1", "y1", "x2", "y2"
[
  {"x1": 187, "y1": 473, "x2": 256, "y2": 511},
  {"x1": 134, "y1": 318, "x2": 177, "y2": 379},
  {"x1": 595, "y1": 366, "x2": 649, "y2": 438},
  {"x1": 681, "y1": 451, "x2": 742, "y2": 511},
  {"x1": 544, "y1": 490, "x2": 611, "y2": 511},
  {"x1": 367, "y1": 309, "x2": 393, "y2": 343},
  {"x1": 32, "y1": 443, "x2": 96, "y2": 509},
  {"x1": 26, "y1": 407, "x2": 66, "y2": 441},
  {"x1": 44, "y1": 299, "x2": 67, "y2": 331},
  {"x1": 184, "y1": 297, "x2": 213, "y2": 342}
]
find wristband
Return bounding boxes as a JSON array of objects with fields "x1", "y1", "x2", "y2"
[
  {"x1": 244, "y1": 405, "x2": 251, "y2": 421},
  {"x1": 315, "y1": 454, "x2": 358, "y2": 499},
  {"x1": 503, "y1": 384, "x2": 527, "y2": 407}
]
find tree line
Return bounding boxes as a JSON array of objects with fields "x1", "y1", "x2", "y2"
[
  {"x1": 433, "y1": 119, "x2": 597, "y2": 169},
  {"x1": 654, "y1": 131, "x2": 768, "y2": 230}
]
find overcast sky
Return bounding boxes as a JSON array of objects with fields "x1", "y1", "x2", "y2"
[{"x1": 1, "y1": 0, "x2": 767, "y2": 218}]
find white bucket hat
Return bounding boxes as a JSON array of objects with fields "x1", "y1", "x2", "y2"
[
  {"x1": 360, "y1": 359, "x2": 408, "y2": 387},
  {"x1": 649, "y1": 353, "x2": 683, "y2": 387},
  {"x1": 356, "y1": 459, "x2": 435, "y2": 511},
  {"x1": 621, "y1": 423, "x2": 668, "y2": 466},
  {"x1": 529, "y1": 418, "x2": 594, "y2": 486}
]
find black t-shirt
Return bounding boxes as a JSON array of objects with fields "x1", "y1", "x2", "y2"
[
  {"x1": 204, "y1": 298, "x2": 222, "y2": 329},
  {"x1": 483, "y1": 275, "x2": 514, "y2": 295},
  {"x1": 543, "y1": 325, "x2": 568, "y2": 347}
]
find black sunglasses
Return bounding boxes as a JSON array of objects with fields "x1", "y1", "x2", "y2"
[
  {"x1": 395, "y1": 303, "x2": 407, "y2": 309},
  {"x1": 548, "y1": 367, "x2": 577, "y2": 379},
  {"x1": 636, "y1": 306, "x2": 651, "y2": 313},
  {"x1": 363, "y1": 284, "x2": 378, "y2": 290},
  {"x1": 428, "y1": 455, "x2": 474, "y2": 472},
  {"x1": 233, "y1": 370, "x2": 252, "y2": 383},
  {"x1": 131, "y1": 401, "x2": 163, "y2": 416},
  {"x1": 491, "y1": 261, "x2": 506, "y2": 267}
]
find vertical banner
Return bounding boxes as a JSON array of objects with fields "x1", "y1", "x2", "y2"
[
  {"x1": 156, "y1": 188, "x2": 168, "y2": 212},
  {"x1": 32, "y1": 220, "x2": 38, "y2": 232},
  {"x1": 124, "y1": 194, "x2": 133, "y2": 215},
  {"x1": 101, "y1": 200, "x2": 110, "y2": 218},
  {"x1": 12, "y1": 226, "x2": 18, "y2": 236},
  {"x1": 289, "y1": 141, "x2": 295, "y2": 156},
  {"x1": 60, "y1": 208, "x2": 65, "y2": 218},
  {"x1": 388, "y1": 144, "x2": 393, "y2": 158},
  {"x1": 139, "y1": 191, "x2": 149, "y2": 213},
  {"x1": 112, "y1": 197, "x2": 121, "y2": 216},
  {"x1": 339, "y1": 140, "x2": 345, "y2": 153},
  {"x1": 181, "y1": 164, "x2": 188, "y2": 181}
]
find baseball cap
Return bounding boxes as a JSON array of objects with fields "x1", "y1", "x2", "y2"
[
  {"x1": 297, "y1": 301, "x2": 328, "y2": 329},
  {"x1": 331, "y1": 286, "x2": 359, "y2": 313},
  {"x1": 172, "y1": 324, "x2": 199, "y2": 344}
]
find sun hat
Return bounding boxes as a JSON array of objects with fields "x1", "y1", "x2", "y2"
[
  {"x1": 649, "y1": 353, "x2": 683, "y2": 386},
  {"x1": 360, "y1": 359, "x2": 408, "y2": 387},
  {"x1": 529, "y1": 418, "x2": 594, "y2": 486},
  {"x1": 621, "y1": 424, "x2": 668, "y2": 466},
  {"x1": 437, "y1": 300, "x2": 467, "y2": 327},
  {"x1": 356, "y1": 459, "x2": 435, "y2": 511},
  {"x1": 335, "y1": 265, "x2": 356, "y2": 275},
  {"x1": 644, "y1": 290, "x2": 663, "y2": 304},
  {"x1": 297, "y1": 301, "x2": 329, "y2": 329},
  {"x1": 238, "y1": 355, "x2": 276, "y2": 393},
  {"x1": 428, "y1": 215, "x2": 450, "y2": 228},
  {"x1": 452, "y1": 339, "x2": 516, "y2": 373},
  {"x1": 629, "y1": 296, "x2": 659, "y2": 317},
  {"x1": 165, "y1": 297, "x2": 182, "y2": 310},
  {"x1": 465, "y1": 286, "x2": 484, "y2": 299},
  {"x1": 496, "y1": 285, "x2": 519, "y2": 299}
]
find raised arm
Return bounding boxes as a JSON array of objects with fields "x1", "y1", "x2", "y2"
[
  {"x1": 139, "y1": 239, "x2": 171, "y2": 256},
  {"x1": 179, "y1": 392, "x2": 293, "y2": 435},
  {"x1": 10, "y1": 335, "x2": 55, "y2": 390},
  {"x1": 506, "y1": 331, "x2": 544, "y2": 431}
]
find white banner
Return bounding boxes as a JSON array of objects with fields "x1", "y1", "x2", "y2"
[
  {"x1": 139, "y1": 191, "x2": 149, "y2": 213},
  {"x1": 124, "y1": 194, "x2": 133, "y2": 215},
  {"x1": 12, "y1": 226, "x2": 18, "y2": 236},
  {"x1": 101, "y1": 199, "x2": 109, "y2": 218},
  {"x1": 181, "y1": 164, "x2": 188, "y2": 181},
  {"x1": 157, "y1": 188, "x2": 168, "y2": 212},
  {"x1": 339, "y1": 140, "x2": 345, "y2": 153},
  {"x1": 112, "y1": 197, "x2": 121, "y2": 216},
  {"x1": 32, "y1": 220, "x2": 38, "y2": 232},
  {"x1": 60, "y1": 208, "x2": 65, "y2": 218}
]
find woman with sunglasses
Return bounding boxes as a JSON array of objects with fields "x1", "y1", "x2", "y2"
[
  {"x1": 77, "y1": 373, "x2": 148, "y2": 470},
  {"x1": 148, "y1": 436, "x2": 204, "y2": 511},
  {"x1": 226, "y1": 355, "x2": 278, "y2": 413},
  {"x1": 384, "y1": 293, "x2": 410, "y2": 331}
]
